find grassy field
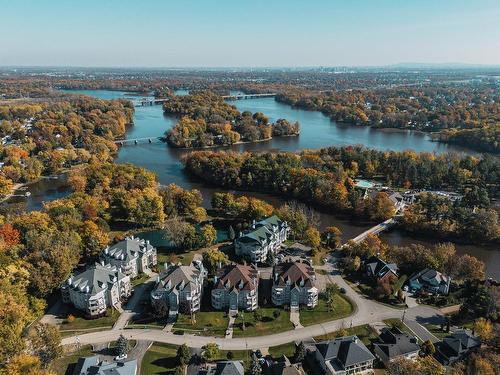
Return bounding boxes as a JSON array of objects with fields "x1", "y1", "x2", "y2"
[
  {"x1": 59, "y1": 308, "x2": 119, "y2": 335},
  {"x1": 141, "y1": 343, "x2": 179, "y2": 375},
  {"x1": 232, "y1": 307, "x2": 293, "y2": 337},
  {"x1": 51, "y1": 345, "x2": 93, "y2": 375},
  {"x1": 422, "y1": 323, "x2": 451, "y2": 339},
  {"x1": 174, "y1": 310, "x2": 229, "y2": 337},
  {"x1": 269, "y1": 342, "x2": 297, "y2": 358},
  {"x1": 314, "y1": 324, "x2": 378, "y2": 346},
  {"x1": 383, "y1": 318, "x2": 422, "y2": 342},
  {"x1": 300, "y1": 294, "x2": 354, "y2": 326}
]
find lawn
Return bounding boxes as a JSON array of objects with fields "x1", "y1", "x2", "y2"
[
  {"x1": 174, "y1": 310, "x2": 229, "y2": 337},
  {"x1": 383, "y1": 318, "x2": 421, "y2": 341},
  {"x1": 314, "y1": 324, "x2": 378, "y2": 346},
  {"x1": 51, "y1": 345, "x2": 93, "y2": 375},
  {"x1": 232, "y1": 307, "x2": 293, "y2": 337},
  {"x1": 141, "y1": 343, "x2": 179, "y2": 375},
  {"x1": 131, "y1": 273, "x2": 150, "y2": 286},
  {"x1": 269, "y1": 342, "x2": 297, "y2": 358},
  {"x1": 300, "y1": 294, "x2": 354, "y2": 326},
  {"x1": 422, "y1": 323, "x2": 451, "y2": 340},
  {"x1": 59, "y1": 308, "x2": 119, "y2": 335}
]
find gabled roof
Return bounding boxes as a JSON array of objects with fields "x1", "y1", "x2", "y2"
[
  {"x1": 443, "y1": 330, "x2": 481, "y2": 355},
  {"x1": 207, "y1": 361, "x2": 245, "y2": 375},
  {"x1": 365, "y1": 256, "x2": 398, "y2": 279},
  {"x1": 73, "y1": 356, "x2": 137, "y2": 375},
  {"x1": 236, "y1": 215, "x2": 285, "y2": 245},
  {"x1": 155, "y1": 263, "x2": 203, "y2": 293},
  {"x1": 265, "y1": 355, "x2": 302, "y2": 375},
  {"x1": 214, "y1": 264, "x2": 258, "y2": 292},
  {"x1": 374, "y1": 327, "x2": 419, "y2": 359},
  {"x1": 315, "y1": 336, "x2": 375, "y2": 368},
  {"x1": 102, "y1": 236, "x2": 154, "y2": 262},
  {"x1": 66, "y1": 264, "x2": 126, "y2": 295},
  {"x1": 410, "y1": 268, "x2": 450, "y2": 286},
  {"x1": 274, "y1": 261, "x2": 315, "y2": 288}
]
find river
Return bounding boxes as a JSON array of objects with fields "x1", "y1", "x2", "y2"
[{"x1": 9, "y1": 89, "x2": 498, "y2": 278}]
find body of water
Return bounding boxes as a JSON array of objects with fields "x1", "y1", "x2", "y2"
[{"x1": 10, "y1": 89, "x2": 497, "y2": 278}]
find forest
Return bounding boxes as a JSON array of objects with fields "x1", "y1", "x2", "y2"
[
  {"x1": 183, "y1": 147, "x2": 500, "y2": 243},
  {"x1": 163, "y1": 92, "x2": 299, "y2": 148},
  {"x1": 276, "y1": 85, "x2": 500, "y2": 153},
  {"x1": 0, "y1": 96, "x2": 134, "y2": 198}
]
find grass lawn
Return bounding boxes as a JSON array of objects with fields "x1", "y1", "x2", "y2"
[
  {"x1": 51, "y1": 345, "x2": 93, "y2": 375},
  {"x1": 59, "y1": 308, "x2": 119, "y2": 334},
  {"x1": 269, "y1": 342, "x2": 297, "y2": 358},
  {"x1": 422, "y1": 323, "x2": 451, "y2": 340},
  {"x1": 131, "y1": 273, "x2": 150, "y2": 286},
  {"x1": 141, "y1": 343, "x2": 179, "y2": 375},
  {"x1": 314, "y1": 324, "x2": 378, "y2": 346},
  {"x1": 232, "y1": 307, "x2": 293, "y2": 337},
  {"x1": 217, "y1": 350, "x2": 252, "y2": 368},
  {"x1": 300, "y1": 294, "x2": 354, "y2": 326},
  {"x1": 174, "y1": 310, "x2": 229, "y2": 337}
]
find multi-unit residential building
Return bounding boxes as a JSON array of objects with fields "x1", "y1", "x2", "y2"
[
  {"x1": 73, "y1": 356, "x2": 137, "y2": 375},
  {"x1": 61, "y1": 263, "x2": 131, "y2": 317},
  {"x1": 150, "y1": 261, "x2": 206, "y2": 316},
  {"x1": 100, "y1": 236, "x2": 157, "y2": 278},
  {"x1": 434, "y1": 330, "x2": 481, "y2": 365},
  {"x1": 408, "y1": 268, "x2": 451, "y2": 295},
  {"x1": 364, "y1": 256, "x2": 398, "y2": 283},
  {"x1": 271, "y1": 259, "x2": 318, "y2": 309},
  {"x1": 307, "y1": 336, "x2": 375, "y2": 375},
  {"x1": 373, "y1": 327, "x2": 420, "y2": 366},
  {"x1": 211, "y1": 264, "x2": 259, "y2": 312},
  {"x1": 235, "y1": 215, "x2": 288, "y2": 263}
]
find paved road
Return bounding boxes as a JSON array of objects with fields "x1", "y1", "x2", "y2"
[{"x1": 63, "y1": 269, "x2": 443, "y2": 350}]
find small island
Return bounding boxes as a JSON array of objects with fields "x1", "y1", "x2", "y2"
[{"x1": 163, "y1": 92, "x2": 299, "y2": 148}]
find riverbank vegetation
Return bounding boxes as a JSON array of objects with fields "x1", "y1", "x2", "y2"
[
  {"x1": 163, "y1": 92, "x2": 299, "y2": 148},
  {"x1": 276, "y1": 85, "x2": 500, "y2": 153},
  {"x1": 183, "y1": 147, "x2": 499, "y2": 243},
  {"x1": 0, "y1": 96, "x2": 134, "y2": 199}
]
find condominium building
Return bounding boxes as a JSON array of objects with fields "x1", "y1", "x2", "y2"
[
  {"x1": 271, "y1": 260, "x2": 318, "y2": 308},
  {"x1": 212, "y1": 264, "x2": 259, "y2": 312}
]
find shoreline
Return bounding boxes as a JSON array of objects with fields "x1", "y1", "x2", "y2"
[{"x1": 167, "y1": 133, "x2": 300, "y2": 150}]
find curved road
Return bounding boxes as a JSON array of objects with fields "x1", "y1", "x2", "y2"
[{"x1": 62, "y1": 272, "x2": 442, "y2": 350}]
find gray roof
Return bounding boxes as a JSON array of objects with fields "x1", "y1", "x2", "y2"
[
  {"x1": 73, "y1": 356, "x2": 137, "y2": 375},
  {"x1": 102, "y1": 236, "x2": 154, "y2": 262},
  {"x1": 154, "y1": 263, "x2": 203, "y2": 294},
  {"x1": 410, "y1": 268, "x2": 450, "y2": 286},
  {"x1": 365, "y1": 256, "x2": 398, "y2": 279},
  {"x1": 66, "y1": 264, "x2": 127, "y2": 295},
  {"x1": 206, "y1": 361, "x2": 245, "y2": 375},
  {"x1": 315, "y1": 336, "x2": 375, "y2": 368},
  {"x1": 373, "y1": 327, "x2": 419, "y2": 359}
]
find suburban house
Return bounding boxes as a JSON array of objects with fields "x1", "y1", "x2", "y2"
[
  {"x1": 235, "y1": 215, "x2": 289, "y2": 263},
  {"x1": 212, "y1": 264, "x2": 259, "y2": 312},
  {"x1": 150, "y1": 261, "x2": 206, "y2": 316},
  {"x1": 72, "y1": 356, "x2": 137, "y2": 375},
  {"x1": 100, "y1": 236, "x2": 157, "y2": 278},
  {"x1": 408, "y1": 268, "x2": 451, "y2": 295},
  {"x1": 363, "y1": 256, "x2": 398, "y2": 282},
  {"x1": 199, "y1": 361, "x2": 245, "y2": 375},
  {"x1": 264, "y1": 355, "x2": 304, "y2": 375},
  {"x1": 434, "y1": 330, "x2": 481, "y2": 365},
  {"x1": 61, "y1": 263, "x2": 131, "y2": 318},
  {"x1": 372, "y1": 327, "x2": 420, "y2": 366},
  {"x1": 307, "y1": 336, "x2": 375, "y2": 375},
  {"x1": 272, "y1": 259, "x2": 318, "y2": 309}
]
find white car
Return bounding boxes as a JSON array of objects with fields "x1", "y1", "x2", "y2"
[{"x1": 114, "y1": 354, "x2": 127, "y2": 361}]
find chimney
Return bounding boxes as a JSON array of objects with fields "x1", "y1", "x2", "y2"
[{"x1": 252, "y1": 220, "x2": 256, "y2": 229}]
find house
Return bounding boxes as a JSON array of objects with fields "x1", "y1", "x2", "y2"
[
  {"x1": 61, "y1": 263, "x2": 131, "y2": 318},
  {"x1": 372, "y1": 327, "x2": 420, "y2": 366},
  {"x1": 235, "y1": 215, "x2": 288, "y2": 263},
  {"x1": 307, "y1": 336, "x2": 375, "y2": 375},
  {"x1": 72, "y1": 356, "x2": 137, "y2": 375},
  {"x1": 408, "y1": 268, "x2": 451, "y2": 295},
  {"x1": 272, "y1": 260, "x2": 318, "y2": 309},
  {"x1": 201, "y1": 361, "x2": 245, "y2": 375},
  {"x1": 212, "y1": 264, "x2": 259, "y2": 312},
  {"x1": 434, "y1": 330, "x2": 481, "y2": 365},
  {"x1": 150, "y1": 261, "x2": 205, "y2": 316},
  {"x1": 100, "y1": 236, "x2": 157, "y2": 278},
  {"x1": 363, "y1": 256, "x2": 398, "y2": 283},
  {"x1": 264, "y1": 355, "x2": 304, "y2": 375}
]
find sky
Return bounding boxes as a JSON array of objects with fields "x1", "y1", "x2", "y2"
[{"x1": 1, "y1": 0, "x2": 499, "y2": 67}]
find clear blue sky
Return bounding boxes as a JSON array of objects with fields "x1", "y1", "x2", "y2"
[{"x1": 1, "y1": 0, "x2": 499, "y2": 67}]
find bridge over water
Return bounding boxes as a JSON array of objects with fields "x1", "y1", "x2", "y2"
[
  {"x1": 134, "y1": 93, "x2": 277, "y2": 106},
  {"x1": 114, "y1": 137, "x2": 163, "y2": 145}
]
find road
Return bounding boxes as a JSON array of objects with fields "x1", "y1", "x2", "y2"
[{"x1": 62, "y1": 267, "x2": 442, "y2": 350}]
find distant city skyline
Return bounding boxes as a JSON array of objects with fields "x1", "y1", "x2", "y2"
[{"x1": 1, "y1": 0, "x2": 499, "y2": 67}]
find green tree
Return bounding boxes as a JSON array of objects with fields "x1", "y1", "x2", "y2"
[
  {"x1": 294, "y1": 342, "x2": 306, "y2": 362},
  {"x1": 228, "y1": 225, "x2": 236, "y2": 241},
  {"x1": 323, "y1": 226, "x2": 343, "y2": 248},
  {"x1": 116, "y1": 334, "x2": 129, "y2": 357},
  {"x1": 249, "y1": 352, "x2": 262, "y2": 375},
  {"x1": 202, "y1": 343, "x2": 219, "y2": 362},
  {"x1": 201, "y1": 224, "x2": 217, "y2": 247},
  {"x1": 177, "y1": 343, "x2": 191, "y2": 367},
  {"x1": 202, "y1": 248, "x2": 229, "y2": 275}
]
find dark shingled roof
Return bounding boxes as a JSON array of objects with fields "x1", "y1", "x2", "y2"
[
  {"x1": 373, "y1": 327, "x2": 419, "y2": 359},
  {"x1": 315, "y1": 336, "x2": 375, "y2": 368}
]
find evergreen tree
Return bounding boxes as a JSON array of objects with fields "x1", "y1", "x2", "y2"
[
  {"x1": 229, "y1": 225, "x2": 236, "y2": 241},
  {"x1": 177, "y1": 343, "x2": 191, "y2": 366},
  {"x1": 294, "y1": 342, "x2": 306, "y2": 363},
  {"x1": 249, "y1": 352, "x2": 262, "y2": 375},
  {"x1": 116, "y1": 334, "x2": 129, "y2": 357}
]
